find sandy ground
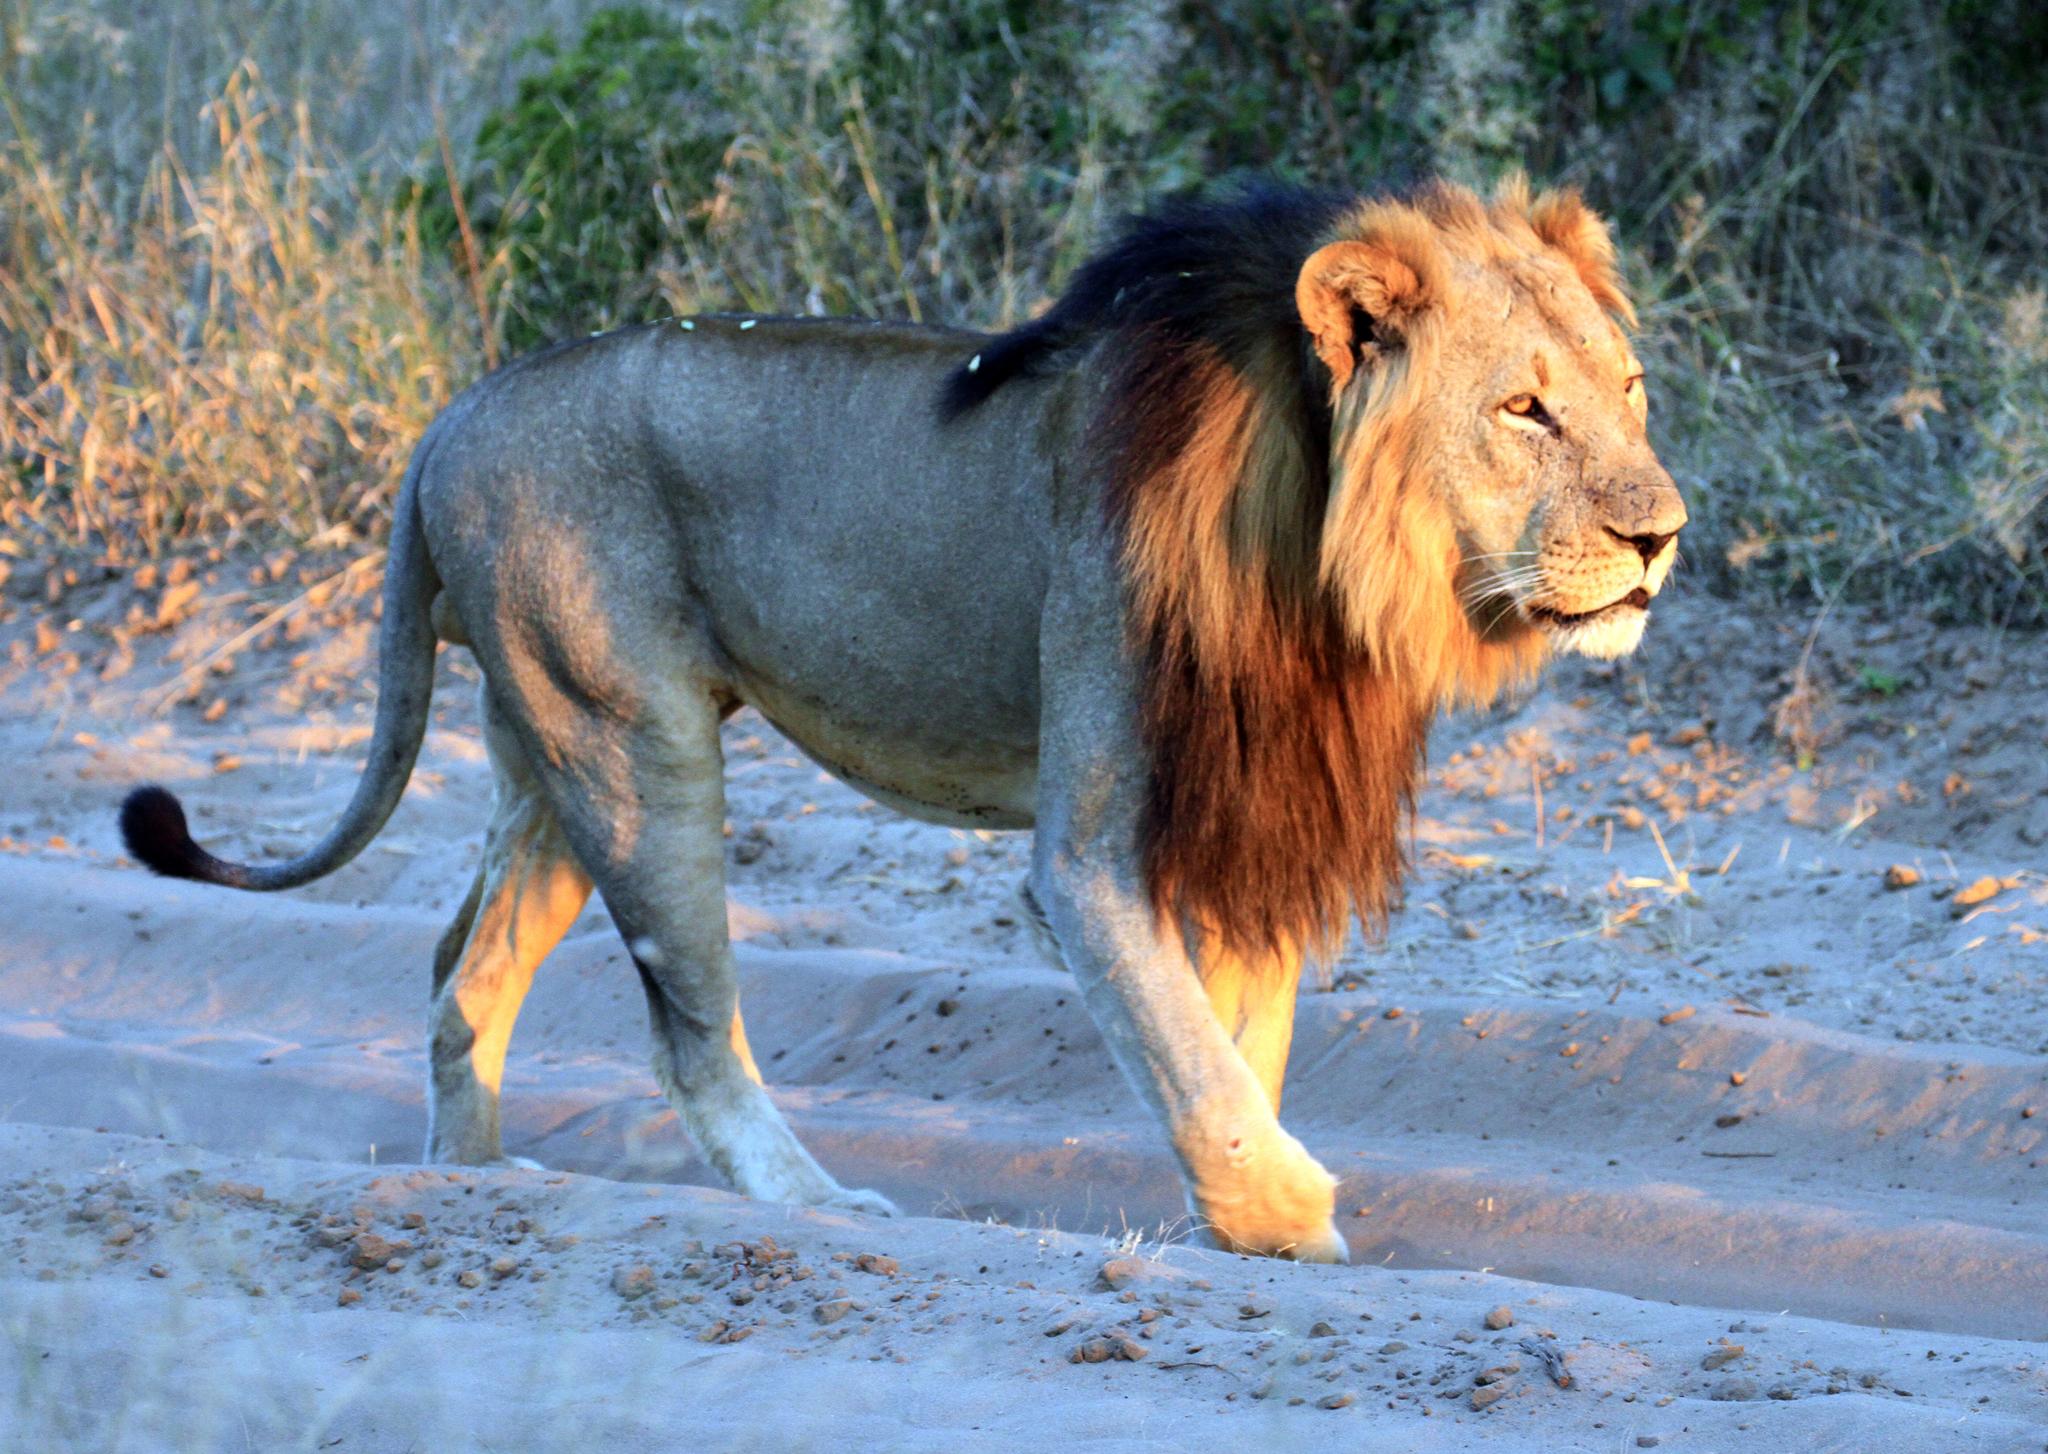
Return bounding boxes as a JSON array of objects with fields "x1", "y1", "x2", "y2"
[{"x1": 2, "y1": 553, "x2": 2046, "y2": 1451}]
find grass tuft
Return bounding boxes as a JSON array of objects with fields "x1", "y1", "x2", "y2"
[
  {"x1": 0, "y1": 65, "x2": 474, "y2": 563},
  {"x1": 2, "y1": 0, "x2": 2044, "y2": 625}
]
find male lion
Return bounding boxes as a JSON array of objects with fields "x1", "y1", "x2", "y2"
[{"x1": 121, "y1": 176, "x2": 1684, "y2": 1261}]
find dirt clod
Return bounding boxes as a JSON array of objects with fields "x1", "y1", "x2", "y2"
[
  {"x1": 611, "y1": 1264, "x2": 655, "y2": 1300},
  {"x1": 1952, "y1": 876, "x2": 2008, "y2": 911},
  {"x1": 1097, "y1": 1256, "x2": 1149, "y2": 1291},
  {"x1": 1069, "y1": 1334, "x2": 1146, "y2": 1363},
  {"x1": 349, "y1": 1233, "x2": 408, "y2": 1271},
  {"x1": 1484, "y1": 1305, "x2": 1515, "y2": 1330}
]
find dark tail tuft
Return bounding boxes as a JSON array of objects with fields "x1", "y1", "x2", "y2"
[{"x1": 120, "y1": 785, "x2": 233, "y2": 884}]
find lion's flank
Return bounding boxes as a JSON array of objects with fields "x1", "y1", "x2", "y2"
[{"x1": 948, "y1": 178, "x2": 1616, "y2": 963}]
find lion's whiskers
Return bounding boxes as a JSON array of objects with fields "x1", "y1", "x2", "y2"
[
  {"x1": 1478, "y1": 590, "x2": 1532, "y2": 636},
  {"x1": 1457, "y1": 563, "x2": 1544, "y2": 609}
]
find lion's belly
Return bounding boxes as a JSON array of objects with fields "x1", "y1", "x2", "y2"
[{"x1": 740, "y1": 681, "x2": 1038, "y2": 829}]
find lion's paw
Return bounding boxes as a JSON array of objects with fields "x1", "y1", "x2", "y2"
[
  {"x1": 485, "y1": 1155, "x2": 547, "y2": 1172},
  {"x1": 1279, "y1": 1217, "x2": 1350, "y2": 1265},
  {"x1": 1203, "y1": 1217, "x2": 1350, "y2": 1263},
  {"x1": 818, "y1": 1185, "x2": 898, "y2": 1219}
]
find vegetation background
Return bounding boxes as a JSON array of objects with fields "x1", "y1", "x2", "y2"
[{"x1": 3, "y1": 0, "x2": 2044, "y2": 622}]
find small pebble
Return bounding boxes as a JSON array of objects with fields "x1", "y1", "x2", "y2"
[
  {"x1": 1097, "y1": 1256, "x2": 1146, "y2": 1291},
  {"x1": 612, "y1": 1264, "x2": 656, "y2": 1300},
  {"x1": 1484, "y1": 1305, "x2": 1515, "y2": 1331},
  {"x1": 349, "y1": 1233, "x2": 404, "y2": 1271}
]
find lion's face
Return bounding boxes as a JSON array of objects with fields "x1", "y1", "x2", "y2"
[
  {"x1": 1297, "y1": 181, "x2": 1687, "y2": 672},
  {"x1": 1425, "y1": 260, "x2": 1685, "y2": 660}
]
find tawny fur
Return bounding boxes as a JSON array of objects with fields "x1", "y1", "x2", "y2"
[
  {"x1": 115, "y1": 172, "x2": 1681, "y2": 1263},
  {"x1": 1099, "y1": 178, "x2": 1632, "y2": 963}
]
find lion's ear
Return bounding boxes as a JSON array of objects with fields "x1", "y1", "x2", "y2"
[
  {"x1": 1525, "y1": 189, "x2": 1636, "y2": 327},
  {"x1": 1295, "y1": 241, "x2": 1429, "y2": 392}
]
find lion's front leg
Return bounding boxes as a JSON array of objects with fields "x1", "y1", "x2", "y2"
[
  {"x1": 1035, "y1": 850, "x2": 1344, "y2": 1261},
  {"x1": 1196, "y1": 938, "x2": 1303, "y2": 1115},
  {"x1": 1034, "y1": 553, "x2": 1345, "y2": 1263}
]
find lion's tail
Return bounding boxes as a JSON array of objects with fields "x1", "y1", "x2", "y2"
[{"x1": 120, "y1": 440, "x2": 443, "y2": 892}]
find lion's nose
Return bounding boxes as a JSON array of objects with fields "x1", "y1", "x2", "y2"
[{"x1": 1608, "y1": 526, "x2": 1677, "y2": 564}]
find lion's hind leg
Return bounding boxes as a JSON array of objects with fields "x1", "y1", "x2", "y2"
[
  {"x1": 425, "y1": 696, "x2": 593, "y2": 1166},
  {"x1": 527, "y1": 676, "x2": 895, "y2": 1218}
]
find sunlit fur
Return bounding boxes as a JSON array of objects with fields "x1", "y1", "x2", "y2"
[
  {"x1": 1314, "y1": 178, "x2": 1637, "y2": 706},
  {"x1": 946, "y1": 175, "x2": 1650, "y2": 966}
]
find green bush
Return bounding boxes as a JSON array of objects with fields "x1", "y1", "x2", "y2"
[
  {"x1": 405, "y1": 7, "x2": 733, "y2": 351},
  {"x1": 18, "y1": 0, "x2": 2042, "y2": 620}
]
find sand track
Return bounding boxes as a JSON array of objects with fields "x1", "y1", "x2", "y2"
[{"x1": 3, "y1": 585, "x2": 2046, "y2": 1448}]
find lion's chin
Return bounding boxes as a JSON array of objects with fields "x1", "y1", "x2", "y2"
[{"x1": 1535, "y1": 599, "x2": 1650, "y2": 659}]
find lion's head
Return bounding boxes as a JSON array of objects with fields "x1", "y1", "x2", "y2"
[
  {"x1": 1299, "y1": 176, "x2": 1686, "y2": 680},
  {"x1": 942, "y1": 175, "x2": 1685, "y2": 962}
]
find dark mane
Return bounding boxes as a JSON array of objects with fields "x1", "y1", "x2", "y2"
[
  {"x1": 938, "y1": 181, "x2": 1351, "y2": 420},
  {"x1": 943, "y1": 179, "x2": 1558, "y2": 966},
  {"x1": 953, "y1": 181, "x2": 1424, "y2": 966}
]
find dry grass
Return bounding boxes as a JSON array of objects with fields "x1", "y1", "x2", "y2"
[
  {"x1": 2, "y1": 0, "x2": 2043, "y2": 627},
  {"x1": 0, "y1": 67, "x2": 476, "y2": 563}
]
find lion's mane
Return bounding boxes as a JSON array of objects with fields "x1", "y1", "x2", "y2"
[{"x1": 945, "y1": 178, "x2": 1629, "y2": 964}]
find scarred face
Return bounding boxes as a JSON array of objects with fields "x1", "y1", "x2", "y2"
[{"x1": 1439, "y1": 255, "x2": 1687, "y2": 660}]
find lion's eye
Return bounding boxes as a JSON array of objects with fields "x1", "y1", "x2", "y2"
[
  {"x1": 1500, "y1": 394, "x2": 1554, "y2": 430},
  {"x1": 1624, "y1": 374, "x2": 1645, "y2": 396}
]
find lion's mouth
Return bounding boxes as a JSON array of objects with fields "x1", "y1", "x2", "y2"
[{"x1": 1527, "y1": 586, "x2": 1652, "y2": 629}]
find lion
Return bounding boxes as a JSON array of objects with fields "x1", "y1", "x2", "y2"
[{"x1": 120, "y1": 175, "x2": 1684, "y2": 1261}]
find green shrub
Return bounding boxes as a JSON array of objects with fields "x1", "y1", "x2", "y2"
[
  {"x1": 405, "y1": 7, "x2": 734, "y2": 352},
  {"x1": 11, "y1": 0, "x2": 2047, "y2": 621}
]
